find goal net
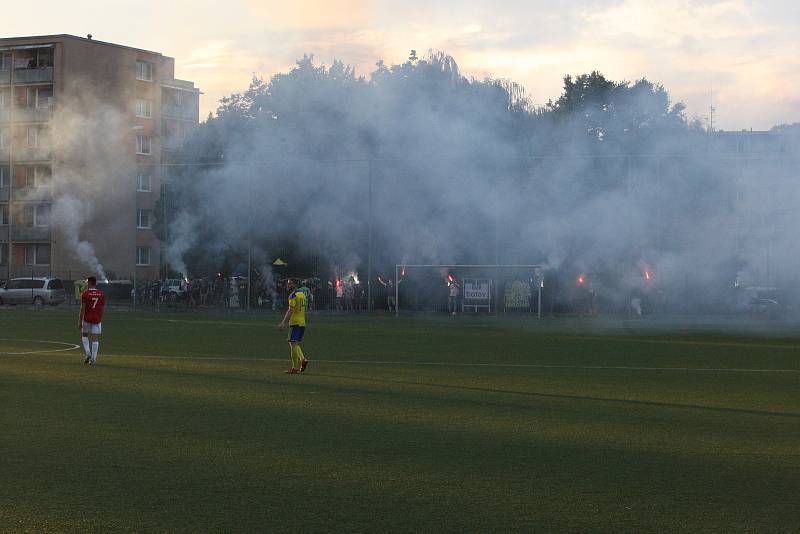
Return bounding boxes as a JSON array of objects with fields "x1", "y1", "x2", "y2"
[{"x1": 387, "y1": 264, "x2": 544, "y2": 317}]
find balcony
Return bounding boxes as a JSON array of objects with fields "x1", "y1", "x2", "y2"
[
  {"x1": 161, "y1": 104, "x2": 196, "y2": 121},
  {"x1": 11, "y1": 225, "x2": 51, "y2": 241},
  {"x1": 14, "y1": 146, "x2": 51, "y2": 162},
  {"x1": 9, "y1": 264, "x2": 50, "y2": 278},
  {"x1": 14, "y1": 107, "x2": 52, "y2": 123},
  {"x1": 13, "y1": 67, "x2": 54, "y2": 83},
  {"x1": 12, "y1": 187, "x2": 51, "y2": 201}
]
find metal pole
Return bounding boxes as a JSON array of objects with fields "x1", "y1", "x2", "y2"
[
  {"x1": 367, "y1": 159, "x2": 372, "y2": 312},
  {"x1": 627, "y1": 155, "x2": 632, "y2": 320},
  {"x1": 247, "y1": 174, "x2": 252, "y2": 312},
  {"x1": 538, "y1": 279, "x2": 542, "y2": 320},
  {"x1": 133, "y1": 258, "x2": 137, "y2": 311},
  {"x1": 395, "y1": 264, "x2": 399, "y2": 318},
  {"x1": 163, "y1": 181, "x2": 169, "y2": 279}
]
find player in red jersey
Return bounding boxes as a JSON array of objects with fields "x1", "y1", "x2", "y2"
[{"x1": 79, "y1": 276, "x2": 106, "y2": 365}]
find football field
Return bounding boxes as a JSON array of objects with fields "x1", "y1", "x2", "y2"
[{"x1": 1, "y1": 308, "x2": 799, "y2": 532}]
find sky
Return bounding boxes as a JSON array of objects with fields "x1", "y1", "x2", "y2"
[{"x1": 5, "y1": 0, "x2": 800, "y2": 130}]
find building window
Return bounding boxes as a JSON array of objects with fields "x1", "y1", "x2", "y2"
[
  {"x1": 20, "y1": 166, "x2": 50, "y2": 188},
  {"x1": 27, "y1": 127, "x2": 39, "y2": 148},
  {"x1": 136, "y1": 60, "x2": 154, "y2": 82},
  {"x1": 14, "y1": 50, "x2": 35, "y2": 69},
  {"x1": 34, "y1": 204, "x2": 50, "y2": 227},
  {"x1": 136, "y1": 246, "x2": 151, "y2": 266},
  {"x1": 22, "y1": 87, "x2": 36, "y2": 108},
  {"x1": 35, "y1": 166, "x2": 51, "y2": 186},
  {"x1": 21, "y1": 205, "x2": 34, "y2": 225},
  {"x1": 0, "y1": 243, "x2": 7, "y2": 266},
  {"x1": 136, "y1": 135, "x2": 152, "y2": 155},
  {"x1": 137, "y1": 172, "x2": 152, "y2": 192},
  {"x1": 0, "y1": 204, "x2": 8, "y2": 225},
  {"x1": 0, "y1": 167, "x2": 8, "y2": 188},
  {"x1": 0, "y1": 127, "x2": 8, "y2": 149},
  {"x1": 25, "y1": 167, "x2": 36, "y2": 188},
  {"x1": 37, "y1": 49, "x2": 53, "y2": 68},
  {"x1": 36, "y1": 87, "x2": 53, "y2": 109},
  {"x1": 137, "y1": 209, "x2": 151, "y2": 229},
  {"x1": 0, "y1": 52, "x2": 10, "y2": 71},
  {"x1": 136, "y1": 98, "x2": 152, "y2": 118},
  {"x1": 25, "y1": 244, "x2": 50, "y2": 265},
  {"x1": 0, "y1": 88, "x2": 9, "y2": 109}
]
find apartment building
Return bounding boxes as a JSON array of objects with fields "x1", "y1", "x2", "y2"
[{"x1": 0, "y1": 34, "x2": 199, "y2": 281}]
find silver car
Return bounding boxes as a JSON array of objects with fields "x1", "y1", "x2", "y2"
[{"x1": 0, "y1": 277, "x2": 67, "y2": 306}]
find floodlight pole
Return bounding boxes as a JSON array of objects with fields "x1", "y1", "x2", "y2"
[
  {"x1": 246, "y1": 172, "x2": 252, "y2": 312},
  {"x1": 367, "y1": 159, "x2": 372, "y2": 312}
]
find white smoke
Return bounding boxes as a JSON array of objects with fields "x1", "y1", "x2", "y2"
[
  {"x1": 51, "y1": 194, "x2": 106, "y2": 280},
  {"x1": 167, "y1": 211, "x2": 199, "y2": 276}
]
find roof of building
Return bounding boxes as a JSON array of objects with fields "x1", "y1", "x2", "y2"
[{"x1": 0, "y1": 34, "x2": 173, "y2": 59}]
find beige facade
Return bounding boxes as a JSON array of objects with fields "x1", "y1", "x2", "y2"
[{"x1": 0, "y1": 34, "x2": 199, "y2": 282}]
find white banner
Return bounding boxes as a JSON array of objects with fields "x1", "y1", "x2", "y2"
[{"x1": 463, "y1": 279, "x2": 490, "y2": 301}]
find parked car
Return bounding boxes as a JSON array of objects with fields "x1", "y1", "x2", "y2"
[
  {"x1": 742, "y1": 298, "x2": 784, "y2": 319},
  {"x1": 0, "y1": 277, "x2": 67, "y2": 306},
  {"x1": 160, "y1": 278, "x2": 187, "y2": 302},
  {"x1": 734, "y1": 286, "x2": 787, "y2": 319}
]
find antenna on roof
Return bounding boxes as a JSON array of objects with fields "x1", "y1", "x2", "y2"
[
  {"x1": 87, "y1": 34, "x2": 93, "y2": 40},
  {"x1": 709, "y1": 82, "x2": 716, "y2": 133}
]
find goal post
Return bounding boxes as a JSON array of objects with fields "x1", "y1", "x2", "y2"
[{"x1": 394, "y1": 264, "x2": 545, "y2": 318}]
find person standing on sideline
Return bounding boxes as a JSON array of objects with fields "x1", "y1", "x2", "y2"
[
  {"x1": 79, "y1": 276, "x2": 106, "y2": 365},
  {"x1": 298, "y1": 279, "x2": 313, "y2": 313},
  {"x1": 277, "y1": 278, "x2": 309, "y2": 374},
  {"x1": 448, "y1": 277, "x2": 460, "y2": 315}
]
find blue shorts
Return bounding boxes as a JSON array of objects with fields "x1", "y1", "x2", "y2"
[{"x1": 288, "y1": 325, "x2": 305, "y2": 343}]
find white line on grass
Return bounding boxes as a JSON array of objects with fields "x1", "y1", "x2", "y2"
[
  {"x1": 95, "y1": 353, "x2": 800, "y2": 373},
  {"x1": 0, "y1": 339, "x2": 80, "y2": 355}
]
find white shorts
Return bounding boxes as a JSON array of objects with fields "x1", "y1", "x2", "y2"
[{"x1": 82, "y1": 322, "x2": 102, "y2": 335}]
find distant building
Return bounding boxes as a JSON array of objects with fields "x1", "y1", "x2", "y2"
[
  {"x1": 0, "y1": 34, "x2": 200, "y2": 281},
  {"x1": 711, "y1": 128, "x2": 800, "y2": 154}
]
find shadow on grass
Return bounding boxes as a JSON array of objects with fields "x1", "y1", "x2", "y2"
[{"x1": 85, "y1": 356, "x2": 800, "y2": 420}]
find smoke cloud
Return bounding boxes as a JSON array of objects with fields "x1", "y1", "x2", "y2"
[
  {"x1": 50, "y1": 194, "x2": 106, "y2": 280},
  {"x1": 166, "y1": 51, "x2": 800, "y2": 314}
]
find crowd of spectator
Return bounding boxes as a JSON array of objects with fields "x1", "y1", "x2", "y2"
[{"x1": 133, "y1": 273, "x2": 404, "y2": 313}]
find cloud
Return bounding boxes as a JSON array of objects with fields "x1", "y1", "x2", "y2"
[
  {"x1": 241, "y1": 0, "x2": 371, "y2": 30},
  {"x1": 6, "y1": 0, "x2": 799, "y2": 129}
]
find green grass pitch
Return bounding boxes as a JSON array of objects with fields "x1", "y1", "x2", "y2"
[{"x1": 1, "y1": 308, "x2": 799, "y2": 532}]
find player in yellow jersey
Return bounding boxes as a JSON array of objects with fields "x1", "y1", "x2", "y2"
[{"x1": 277, "y1": 278, "x2": 309, "y2": 374}]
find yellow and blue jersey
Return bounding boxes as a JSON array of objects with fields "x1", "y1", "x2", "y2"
[{"x1": 288, "y1": 290, "x2": 306, "y2": 326}]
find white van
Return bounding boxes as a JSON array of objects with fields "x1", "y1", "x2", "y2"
[{"x1": 0, "y1": 277, "x2": 67, "y2": 306}]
